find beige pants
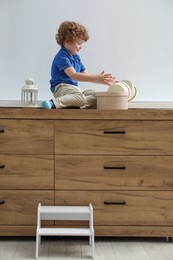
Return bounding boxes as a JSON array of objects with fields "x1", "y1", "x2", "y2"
[{"x1": 52, "y1": 83, "x2": 97, "y2": 108}]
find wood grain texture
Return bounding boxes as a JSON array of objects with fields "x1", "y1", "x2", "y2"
[
  {"x1": 0, "y1": 119, "x2": 53, "y2": 154},
  {"x1": 0, "y1": 190, "x2": 54, "y2": 225},
  {"x1": 55, "y1": 155, "x2": 173, "y2": 190},
  {"x1": 0, "y1": 155, "x2": 54, "y2": 189},
  {"x1": 1, "y1": 107, "x2": 173, "y2": 120},
  {"x1": 55, "y1": 191, "x2": 173, "y2": 226},
  {"x1": 55, "y1": 120, "x2": 173, "y2": 155}
]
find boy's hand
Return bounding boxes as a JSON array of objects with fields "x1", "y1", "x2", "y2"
[
  {"x1": 104, "y1": 78, "x2": 117, "y2": 86},
  {"x1": 99, "y1": 71, "x2": 118, "y2": 86}
]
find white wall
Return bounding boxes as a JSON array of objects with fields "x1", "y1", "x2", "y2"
[{"x1": 0, "y1": 0, "x2": 173, "y2": 101}]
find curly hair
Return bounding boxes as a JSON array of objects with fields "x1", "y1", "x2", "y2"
[{"x1": 55, "y1": 21, "x2": 89, "y2": 46}]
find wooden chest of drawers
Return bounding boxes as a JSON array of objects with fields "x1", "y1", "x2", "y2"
[{"x1": 1, "y1": 108, "x2": 173, "y2": 237}]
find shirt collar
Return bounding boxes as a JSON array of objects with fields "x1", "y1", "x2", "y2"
[{"x1": 61, "y1": 46, "x2": 79, "y2": 61}]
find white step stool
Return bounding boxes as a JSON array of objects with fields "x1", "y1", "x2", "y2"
[{"x1": 35, "y1": 203, "x2": 94, "y2": 259}]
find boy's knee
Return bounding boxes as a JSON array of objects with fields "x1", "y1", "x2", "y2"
[{"x1": 75, "y1": 93, "x2": 86, "y2": 107}]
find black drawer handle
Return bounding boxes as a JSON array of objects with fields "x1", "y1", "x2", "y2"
[
  {"x1": 0, "y1": 201, "x2": 5, "y2": 205},
  {"x1": 0, "y1": 164, "x2": 5, "y2": 169},
  {"x1": 103, "y1": 130, "x2": 126, "y2": 134},
  {"x1": 104, "y1": 166, "x2": 126, "y2": 170},
  {"x1": 104, "y1": 200, "x2": 126, "y2": 205},
  {"x1": 0, "y1": 129, "x2": 5, "y2": 133}
]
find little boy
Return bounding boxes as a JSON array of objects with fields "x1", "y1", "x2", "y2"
[{"x1": 42, "y1": 21, "x2": 116, "y2": 109}]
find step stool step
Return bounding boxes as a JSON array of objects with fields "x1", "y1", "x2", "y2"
[
  {"x1": 38, "y1": 227, "x2": 92, "y2": 236},
  {"x1": 39, "y1": 206, "x2": 90, "y2": 214},
  {"x1": 39, "y1": 205, "x2": 92, "y2": 221}
]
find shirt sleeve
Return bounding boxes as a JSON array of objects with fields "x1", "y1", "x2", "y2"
[
  {"x1": 80, "y1": 61, "x2": 86, "y2": 72},
  {"x1": 56, "y1": 55, "x2": 72, "y2": 71}
]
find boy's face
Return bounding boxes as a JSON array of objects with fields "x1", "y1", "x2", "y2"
[{"x1": 64, "y1": 38, "x2": 84, "y2": 55}]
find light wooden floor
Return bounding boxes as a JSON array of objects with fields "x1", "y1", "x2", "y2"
[{"x1": 0, "y1": 236, "x2": 173, "y2": 260}]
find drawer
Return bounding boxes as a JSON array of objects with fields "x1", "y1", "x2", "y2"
[
  {"x1": 55, "y1": 155, "x2": 173, "y2": 190},
  {"x1": 0, "y1": 120, "x2": 54, "y2": 154},
  {"x1": 0, "y1": 155, "x2": 54, "y2": 189},
  {"x1": 0, "y1": 190, "x2": 54, "y2": 225},
  {"x1": 55, "y1": 191, "x2": 173, "y2": 226},
  {"x1": 55, "y1": 120, "x2": 173, "y2": 155}
]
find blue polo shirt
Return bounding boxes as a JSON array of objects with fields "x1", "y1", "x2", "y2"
[{"x1": 50, "y1": 46, "x2": 86, "y2": 93}]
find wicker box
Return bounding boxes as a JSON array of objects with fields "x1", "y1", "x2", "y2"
[{"x1": 96, "y1": 92, "x2": 128, "y2": 110}]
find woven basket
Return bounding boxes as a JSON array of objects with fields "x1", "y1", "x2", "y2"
[{"x1": 96, "y1": 92, "x2": 128, "y2": 110}]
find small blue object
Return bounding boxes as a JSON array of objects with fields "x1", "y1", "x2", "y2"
[{"x1": 41, "y1": 100, "x2": 53, "y2": 109}]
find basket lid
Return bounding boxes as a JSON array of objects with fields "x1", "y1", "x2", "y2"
[
  {"x1": 107, "y1": 82, "x2": 129, "y2": 95},
  {"x1": 107, "y1": 81, "x2": 137, "y2": 101},
  {"x1": 121, "y1": 80, "x2": 137, "y2": 101}
]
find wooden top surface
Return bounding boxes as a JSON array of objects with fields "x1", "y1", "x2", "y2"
[{"x1": 0, "y1": 107, "x2": 173, "y2": 120}]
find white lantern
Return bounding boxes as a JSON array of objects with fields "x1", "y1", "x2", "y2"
[{"x1": 21, "y1": 77, "x2": 38, "y2": 107}]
